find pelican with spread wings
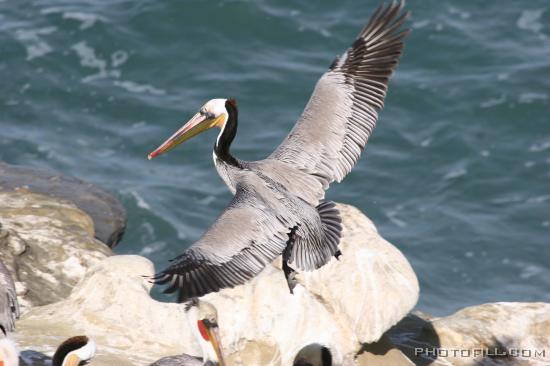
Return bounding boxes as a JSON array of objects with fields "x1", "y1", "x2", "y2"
[{"x1": 148, "y1": 1, "x2": 410, "y2": 302}]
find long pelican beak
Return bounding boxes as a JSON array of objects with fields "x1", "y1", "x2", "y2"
[
  {"x1": 63, "y1": 354, "x2": 82, "y2": 366},
  {"x1": 148, "y1": 113, "x2": 225, "y2": 160},
  {"x1": 200, "y1": 320, "x2": 226, "y2": 366}
]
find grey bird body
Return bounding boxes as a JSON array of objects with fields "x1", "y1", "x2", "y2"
[
  {"x1": 149, "y1": 1, "x2": 409, "y2": 302},
  {"x1": 0, "y1": 258, "x2": 19, "y2": 334},
  {"x1": 150, "y1": 354, "x2": 204, "y2": 366}
]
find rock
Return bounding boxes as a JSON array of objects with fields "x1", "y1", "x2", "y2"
[
  {"x1": 298, "y1": 204, "x2": 419, "y2": 344},
  {"x1": 0, "y1": 191, "x2": 111, "y2": 311},
  {"x1": 15, "y1": 255, "x2": 195, "y2": 366},
  {"x1": 355, "y1": 334, "x2": 414, "y2": 366},
  {"x1": 14, "y1": 203, "x2": 419, "y2": 365},
  {"x1": 0, "y1": 162, "x2": 126, "y2": 247},
  {"x1": 388, "y1": 303, "x2": 550, "y2": 366}
]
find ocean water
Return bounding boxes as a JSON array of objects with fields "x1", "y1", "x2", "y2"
[{"x1": 1, "y1": 0, "x2": 549, "y2": 316}]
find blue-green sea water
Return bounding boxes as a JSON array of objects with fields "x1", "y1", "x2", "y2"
[{"x1": 1, "y1": 0, "x2": 549, "y2": 316}]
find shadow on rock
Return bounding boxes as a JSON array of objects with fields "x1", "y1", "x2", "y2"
[{"x1": 383, "y1": 313, "x2": 441, "y2": 366}]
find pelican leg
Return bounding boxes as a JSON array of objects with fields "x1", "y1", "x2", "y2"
[
  {"x1": 282, "y1": 259, "x2": 298, "y2": 294},
  {"x1": 282, "y1": 231, "x2": 298, "y2": 294}
]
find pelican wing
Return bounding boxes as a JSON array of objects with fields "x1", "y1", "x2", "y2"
[
  {"x1": 269, "y1": 1, "x2": 409, "y2": 196},
  {"x1": 0, "y1": 259, "x2": 19, "y2": 333},
  {"x1": 152, "y1": 179, "x2": 295, "y2": 302}
]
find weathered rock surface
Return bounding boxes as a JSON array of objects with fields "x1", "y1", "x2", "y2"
[
  {"x1": 0, "y1": 162, "x2": 126, "y2": 247},
  {"x1": 387, "y1": 303, "x2": 550, "y2": 366},
  {"x1": 14, "y1": 204, "x2": 420, "y2": 366},
  {"x1": 298, "y1": 204, "x2": 419, "y2": 345},
  {"x1": 0, "y1": 191, "x2": 111, "y2": 311},
  {"x1": 6, "y1": 190, "x2": 547, "y2": 366}
]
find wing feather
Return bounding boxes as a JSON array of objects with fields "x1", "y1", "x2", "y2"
[
  {"x1": 269, "y1": 0, "x2": 410, "y2": 196},
  {"x1": 151, "y1": 180, "x2": 294, "y2": 302}
]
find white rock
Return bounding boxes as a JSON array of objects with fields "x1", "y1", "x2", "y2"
[
  {"x1": 0, "y1": 191, "x2": 111, "y2": 312},
  {"x1": 14, "y1": 203, "x2": 419, "y2": 365},
  {"x1": 299, "y1": 204, "x2": 419, "y2": 344},
  {"x1": 389, "y1": 303, "x2": 550, "y2": 366}
]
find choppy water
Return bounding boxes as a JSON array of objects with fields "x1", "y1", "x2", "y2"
[{"x1": 1, "y1": 0, "x2": 549, "y2": 316}]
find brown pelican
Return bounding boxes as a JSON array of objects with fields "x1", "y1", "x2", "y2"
[
  {"x1": 51, "y1": 336, "x2": 96, "y2": 366},
  {"x1": 150, "y1": 299, "x2": 225, "y2": 366},
  {"x1": 148, "y1": 1, "x2": 409, "y2": 301}
]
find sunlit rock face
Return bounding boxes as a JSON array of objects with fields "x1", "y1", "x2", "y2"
[
  {"x1": 0, "y1": 162, "x2": 127, "y2": 247},
  {"x1": 0, "y1": 191, "x2": 111, "y2": 312},
  {"x1": 388, "y1": 303, "x2": 550, "y2": 366},
  {"x1": 6, "y1": 191, "x2": 548, "y2": 366},
  {"x1": 12, "y1": 203, "x2": 419, "y2": 366}
]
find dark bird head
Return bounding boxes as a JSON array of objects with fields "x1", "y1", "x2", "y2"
[
  {"x1": 184, "y1": 299, "x2": 226, "y2": 366},
  {"x1": 52, "y1": 335, "x2": 96, "y2": 366},
  {"x1": 148, "y1": 98, "x2": 237, "y2": 159}
]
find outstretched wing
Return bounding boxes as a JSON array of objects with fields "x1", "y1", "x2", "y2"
[
  {"x1": 269, "y1": 1, "x2": 409, "y2": 196},
  {"x1": 0, "y1": 259, "x2": 19, "y2": 333},
  {"x1": 151, "y1": 179, "x2": 296, "y2": 302}
]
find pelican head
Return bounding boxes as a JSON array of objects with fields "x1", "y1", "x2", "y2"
[
  {"x1": 148, "y1": 98, "x2": 234, "y2": 160},
  {"x1": 185, "y1": 299, "x2": 226, "y2": 366},
  {"x1": 51, "y1": 336, "x2": 96, "y2": 366}
]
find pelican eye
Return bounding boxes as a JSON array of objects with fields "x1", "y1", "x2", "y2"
[
  {"x1": 202, "y1": 318, "x2": 218, "y2": 328},
  {"x1": 200, "y1": 109, "x2": 214, "y2": 119}
]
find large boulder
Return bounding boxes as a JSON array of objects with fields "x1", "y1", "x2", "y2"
[
  {"x1": 0, "y1": 191, "x2": 111, "y2": 311},
  {"x1": 0, "y1": 162, "x2": 126, "y2": 247},
  {"x1": 298, "y1": 204, "x2": 420, "y2": 345},
  {"x1": 388, "y1": 303, "x2": 550, "y2": 366},
  {"x1": 14, "y1": 203, "x2": 419, "y2": 365}
]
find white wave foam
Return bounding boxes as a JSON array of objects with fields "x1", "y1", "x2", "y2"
[
  {"x1": 448, "y1": 6, "x2": 470, "y2": 20},
  {"x1": 444, "y1": 167, "x2": 467, "y2": 180},
  {"x1": 140, "y1": 241, "x2": 167, "y2": 256},
  {"x1": 71, "y1": 41, "x2": 110, "y2": 81},
  {"x1": 527, "y1": 195, "x2": 550, "y2": 204},
  {"x1": 42, "y1": 7, "x2": 105, "y2": 30},
  {"x1": 63, "y1": 12, "x2": 103, "y2": 30},
  {"x1": 520, "y1": 264, "x2": 544, "y2": 279},
  {"x1": 529, "y1": 140, "x2": 550, "y2": 152},
  {"x1": 420, "y1": 138, "x2": 432, "y2": 147},
  {"x1": 385, "y1": 205, "x2": 407, "y2": 228},
  {"x1": 111, "y1": 50, "x2": 129, "y2": 67},
  {"x1": 517, "y1": 9, "x2": 544, "y2": 33},
  {"x1": 130, "y1": 190, "x2": 152, "y2": 210},
  {"x1": 114, "y1": 80, "x2": 166, "y2": 95},
  {"x1": 480, "y1": 95, "x2": 506, "y2": 108},
  {"x1": 412, "y1": 20, "x2": 429, "y2": 29},
  {"x1": 491, "y1": 195, "x2": 523, "y2": 204},
  {"x1": 15, "y1": 27, "x2": 56, "y2": 60},
  {"x1": 519, "y1": 92, "x2": 548, "y2": 104}
]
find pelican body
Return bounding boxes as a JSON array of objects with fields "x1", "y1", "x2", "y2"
[
  {"x1": 149, "y1": 1, "x2": 409, "y2": 302},
  {"x1": 150, "y1": 299, "x2": 225, "y2": 366}
]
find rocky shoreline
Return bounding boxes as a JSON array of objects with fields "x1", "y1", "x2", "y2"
[{"x1": 0, "y1": 163, "x2": 548, "y2": 365}]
